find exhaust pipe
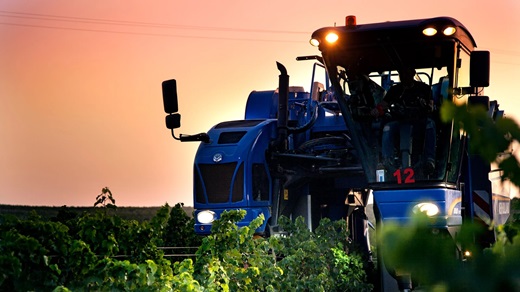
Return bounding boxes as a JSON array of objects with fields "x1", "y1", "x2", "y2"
[{"x1": 275, "y1": 62, "x2": 289, "y2": 150}]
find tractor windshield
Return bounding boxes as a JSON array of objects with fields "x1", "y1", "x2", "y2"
[
  {"x1": 322, "y1": 40, "x2": 478, "y2": 189},
  {"x1": 331, "y1": 64, "x2": 462, "y2": 187}
]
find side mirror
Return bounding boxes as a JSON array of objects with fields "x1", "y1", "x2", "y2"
[
  {"x1": 165, "y1": 113, "x2": 181, "y2": 130},
  {"x1": 162, "y1": 79, "x2": 179, "y2": 113},
  {"x1": 470, "y1": 51, "x2": 490, "y2": 88},
  {"x1": 162, "y1": 79, "x2": 209, "y2": 142}
]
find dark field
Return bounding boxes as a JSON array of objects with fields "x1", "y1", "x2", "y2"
[{"x1": 0, "y1": 204, "x2": 194, "y2": 222}]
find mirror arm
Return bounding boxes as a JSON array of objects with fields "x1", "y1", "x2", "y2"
[
  {"x1": 171, "y1": 129, "x2": 181, "y2": 141},
  {"x1": 180, "y1": 133, "x2": 210, "y2": 143},
  {"x1": 171, "y1": 129, "x2": 210, "y2": 143}
]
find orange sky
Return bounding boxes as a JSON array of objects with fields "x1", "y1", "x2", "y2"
[{"x1": 1, "y1": 1, "x2": 519, "y2": 206}]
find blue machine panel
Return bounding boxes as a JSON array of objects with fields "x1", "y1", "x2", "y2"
[{"x1": 373, "y1": 188, "x2": 462, "y2": 227}]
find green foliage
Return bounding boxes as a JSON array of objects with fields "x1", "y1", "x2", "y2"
[
  {"x1": 192, "y1": 210, "x2": 281, "y2": 291},
  {"x1": 86, "y1": 258, "x2": 173, "y2": 291},
  {"x1": 440, "y1": 101, "x2": 520, "y2": 187},
  {"x1": 332, "y1": 247, "x2": 372, "y2": 291},
  {"x1": 0, "y1": 228, "x2": 59, "y2": 290},
  {"x1": 149, "y1": 203, "x2": 171, "y2": 247},
  {"x1": 0, "y1": 196, "x2": 375, "y2": 291},
  {"x1": 94, "y1": 186, "x2": 117, "y2": 209},
  {"x1": 0, "y1": 189, "x2": 185, "y2": 290},
  {"x1": 0, "y1": 214, "x2": 78, "y2": 290},
  {"x1": 184, "y1": 210, "x2": 372, "y2": 291},
  {"x1": 272, "y1": 216, "x2": 372, "y2": 291},
  {"x1": 164, "y1": 203, "x2": 202, "y2": 250},
  {"x1": 379, "y1": 214, "x2": 463, "y2": 288},
  {"x1": 380, "y1": 212, "x2": 520, "y2": 291},
  {"x1": 0, "y1": 208, "x2": 174, "y2": 290},
  {"x1": 172, "y1": 259, "x2": 203, "y2": 291}
]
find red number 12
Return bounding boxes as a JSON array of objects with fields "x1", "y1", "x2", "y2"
[{"x1": 393, "y1": 168, "x2": 415, "y2": 184}]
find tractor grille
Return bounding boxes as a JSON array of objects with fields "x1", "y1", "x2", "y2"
[{"x1": 195, "y1": 162, "x2": 244, "y2": 204}]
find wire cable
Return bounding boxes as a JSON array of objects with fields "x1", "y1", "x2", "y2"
[
  {"x1": 0, "y1": 21, "x2": 305, "y2": 43},
  {"x1": 0, "y1": 10, "x2": 309, "y2": 35}
]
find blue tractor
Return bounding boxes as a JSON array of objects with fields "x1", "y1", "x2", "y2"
[
  {"x1": 162, "y1": 60, "x2": 365, "y2": 236},
  {"x1": 162, "y1": 16, "x2": 511, "y2": 291}
]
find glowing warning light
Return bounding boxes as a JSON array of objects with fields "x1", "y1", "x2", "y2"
[
  {"x1": 443, "y1": 26, "x2": 457, "y2": 36},
  {"x1": 422, "y1": 27, "x2": 437, "y2": 36},
  {"x1": 325, "y1": 32, "x2": 339, "y2": 44},
  {"x1": 310, "y1": 38, "x2": 320, "y2": 47},
  {"x1": 464, "y1": 250, "x2": 472, "y2": 257}
]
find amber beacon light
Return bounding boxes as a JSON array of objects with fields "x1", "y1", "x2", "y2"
[{"x1": 345, "y1": 15, "x2": 357, "y2": 27}]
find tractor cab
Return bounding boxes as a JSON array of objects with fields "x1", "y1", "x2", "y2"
[{"x1": 310, "y1": 16, "x2": 489, "y2": 190}]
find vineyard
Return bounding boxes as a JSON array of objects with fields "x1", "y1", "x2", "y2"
[
  {"x1": 1, "y1": 192, "x2": 519, "y2": 291},
  {"x1": 0, "y1": 192, "x2": 372, "y2": 291}
]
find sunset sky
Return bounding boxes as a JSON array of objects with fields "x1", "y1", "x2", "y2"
[{"x1": 1, "y1": 1, "x2": 519, "y2": 207}]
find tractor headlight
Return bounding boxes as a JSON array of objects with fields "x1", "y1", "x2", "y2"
[
  {"x1": 197, "y1": 210, "x2": 216, "y2": 224},
  {"x1": 310, "y1": 38, "x2": 320, "y2": 47},
  {"x1": 325, "y1": 32, "x2": 339, "y2": 44},
  {"x1": 422, "y1": 27, "x2": 437, "y2": 36},
  {"x1": 443, "y1": 26, "x2": 456, "y2": 36},
  {"x1": 413, "y1": 202, "x2": 440, "y2": 217},
  {"x1": 423, "y1": 25, "x2": 456, "y2": 37}
]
